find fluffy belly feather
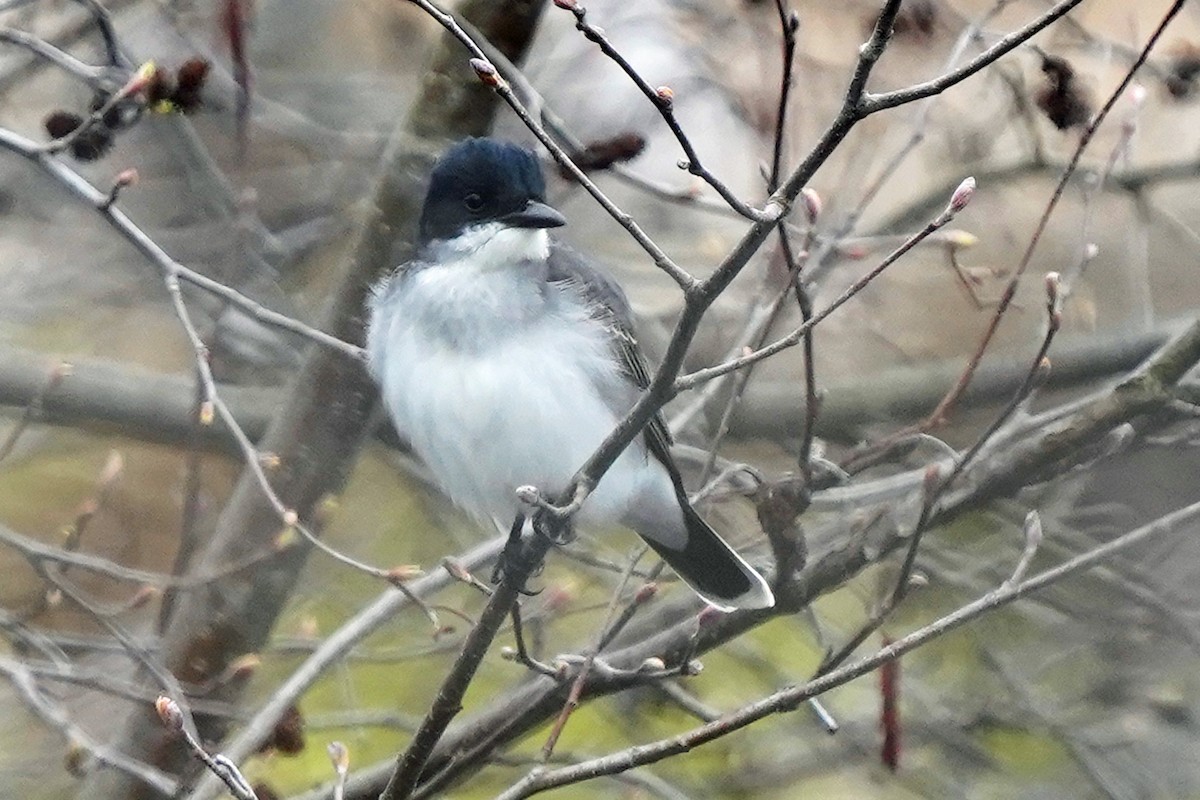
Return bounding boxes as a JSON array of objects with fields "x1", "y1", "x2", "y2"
[{"x1": 376, "y1": 316, "x2": 649, "y2": 530}]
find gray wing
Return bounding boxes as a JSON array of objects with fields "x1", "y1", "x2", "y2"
[{"x1": 545, "y1": 242, "x2": 680, "y2": 483}]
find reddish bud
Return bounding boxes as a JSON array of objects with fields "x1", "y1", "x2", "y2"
[
  {"x1": 922, "y1": 464, "x2": 941, "y2": 498},
  {"x1": 115, "y1": 168, "x2": 139, "y2": 189},
  {"x1": 469, "y1": 58, "x2": 501, "y2": 87},
  {"x1": 655, "y1": 85, "x2": 674, "y2": 108},
  {"x1": 121, "y1": 62, "x2": 159, "y2": 99},
  {"x1": 155, "y1": 695, "x2": 184, "y2": 730},
  {"x1": 129, "y1": 585, "x2": 159, "y2": 609},
  {"x1": 633, "y1": 583, "x2": 658, "y2": 604},
  {"x1": 949, "y1": 176, "x2": 975, "y2": 213},
  {"x1": 800, "y1": 187, "x2": 822, "y2": 223},
  {"x1": 386, "y1": 564, "x2": 424, "y2": 583},
  {"x1": 441, "y1": 557, "x2": 473, "y2": 583},
  {"x1": 541, "y1": 584, "x2": 574, "y2": 612}
]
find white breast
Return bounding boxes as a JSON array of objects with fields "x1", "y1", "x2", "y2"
[{"x1": 367, "y1": 236, "x2": 654, "y2": 531}]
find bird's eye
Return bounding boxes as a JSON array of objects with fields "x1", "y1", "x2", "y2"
[{"x1": 463, "y1": 192, "x2": 485, "y2": 213}]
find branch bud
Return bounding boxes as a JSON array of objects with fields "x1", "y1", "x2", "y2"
[
  {"x1": 1023, "y1": 510, "x2": 1044, "y2": 549},
  {"x1": 386, "y1": 564, "x2": 424, "y2": 583},
  {"x1": 225, "y1": 653, "x2": 261, "y2": 682},
  {"x1": 1035, "y1": 356, "x2": 1052, "y2": 382},
  {"x1": 633, "y1": 583, "x2": 658, "y2": 604},
  {"x1": 469, "y1": 58, "x2": 502, "y2": 88},
  {"x1": 441, "y1": 557, "x2": 474, "y2": 583},
  {"x1": 121, "y1": 62, "x2": 158, "y2": 98},
  {"x1": 948, "y1": 176, "x2": 975, "y2": 213},
  {"x1": 1044, "y1": 271, "x2": 1063, "y2": 329},
  {"x1": 155, "y1": 695, "x2": 184, "y2": 730},
  {"x1": 515, "y1": 485, "x2": 541, "y2": 507},
  {"x1": 327, "y1": 741, "x2": 349, "y2": 776},
  {"x1": 655, "y1": 85, "x2": 675, "y2": 108},
  {"x1": 129, "y1": 585, "x2": 159, "y2": 609},
  {"x1": 800, "y1": 187, "x2": 822, "y2": 224},
  {"x1": 922, "y1": 464, "x2": 942, "y2": 500},
  {"x1": 942, "y1": 229, "x2": 978, "y2": 249}
]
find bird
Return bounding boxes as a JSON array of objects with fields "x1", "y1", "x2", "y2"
[{"x1": 366, "y1": 137, "x2": 774, "y2": 611}]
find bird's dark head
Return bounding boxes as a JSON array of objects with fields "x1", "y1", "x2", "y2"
[{"x1": 418, "y1": 138, "x2": 566, "y2": 246}]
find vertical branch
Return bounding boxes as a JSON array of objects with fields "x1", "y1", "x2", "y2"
[
  {"x1": 768, "y1": 0, "x2": 799, "y2": 191},
  {"x1": 380, "y1": 534, "x2": 553, "y2": 800}
]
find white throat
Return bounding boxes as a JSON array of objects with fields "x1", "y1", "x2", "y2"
[{"x1": 439, "y1": 223, "x2": 549, "y2": 273}]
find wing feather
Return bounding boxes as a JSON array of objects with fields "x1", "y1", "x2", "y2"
[{"x1": 545, "y1": 243, "x2": 681, "y2": 491}]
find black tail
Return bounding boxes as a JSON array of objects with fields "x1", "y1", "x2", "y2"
[{"x1": 644, "y1": 503, "x2": 775, "y2": 611}]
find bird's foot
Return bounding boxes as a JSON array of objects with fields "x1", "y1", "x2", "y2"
[{"x1": 491, "y1": 514, "x2": 546, "y2": 595}]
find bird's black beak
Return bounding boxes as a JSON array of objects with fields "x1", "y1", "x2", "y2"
[{"x1": 503, "y1": 200, "x2": 566, "y2": 229}]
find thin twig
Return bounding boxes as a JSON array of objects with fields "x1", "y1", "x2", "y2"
[
  {"x1": 0, "y1": 658, "x2": 179, "y2": 794},
  {"x1": 553, "y1": 1, "x2": 766, "y2": 221},
  {"x1": 921, "y1": 0, "x2": 1186, "y2": 430},
  {"x1": 183, "y1": 537, "x2": 506, "y2": 800},
  {"x1": 493, "y1": 496, "x2": 1200, "y2": 799},
  {"x1": 676, "y1": 193, "x2": 967, "y2": 392}
]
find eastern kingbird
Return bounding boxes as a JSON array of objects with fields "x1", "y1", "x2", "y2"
[{"x1": 366, "y1": 137, "x2": 774, "y2": 611}]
